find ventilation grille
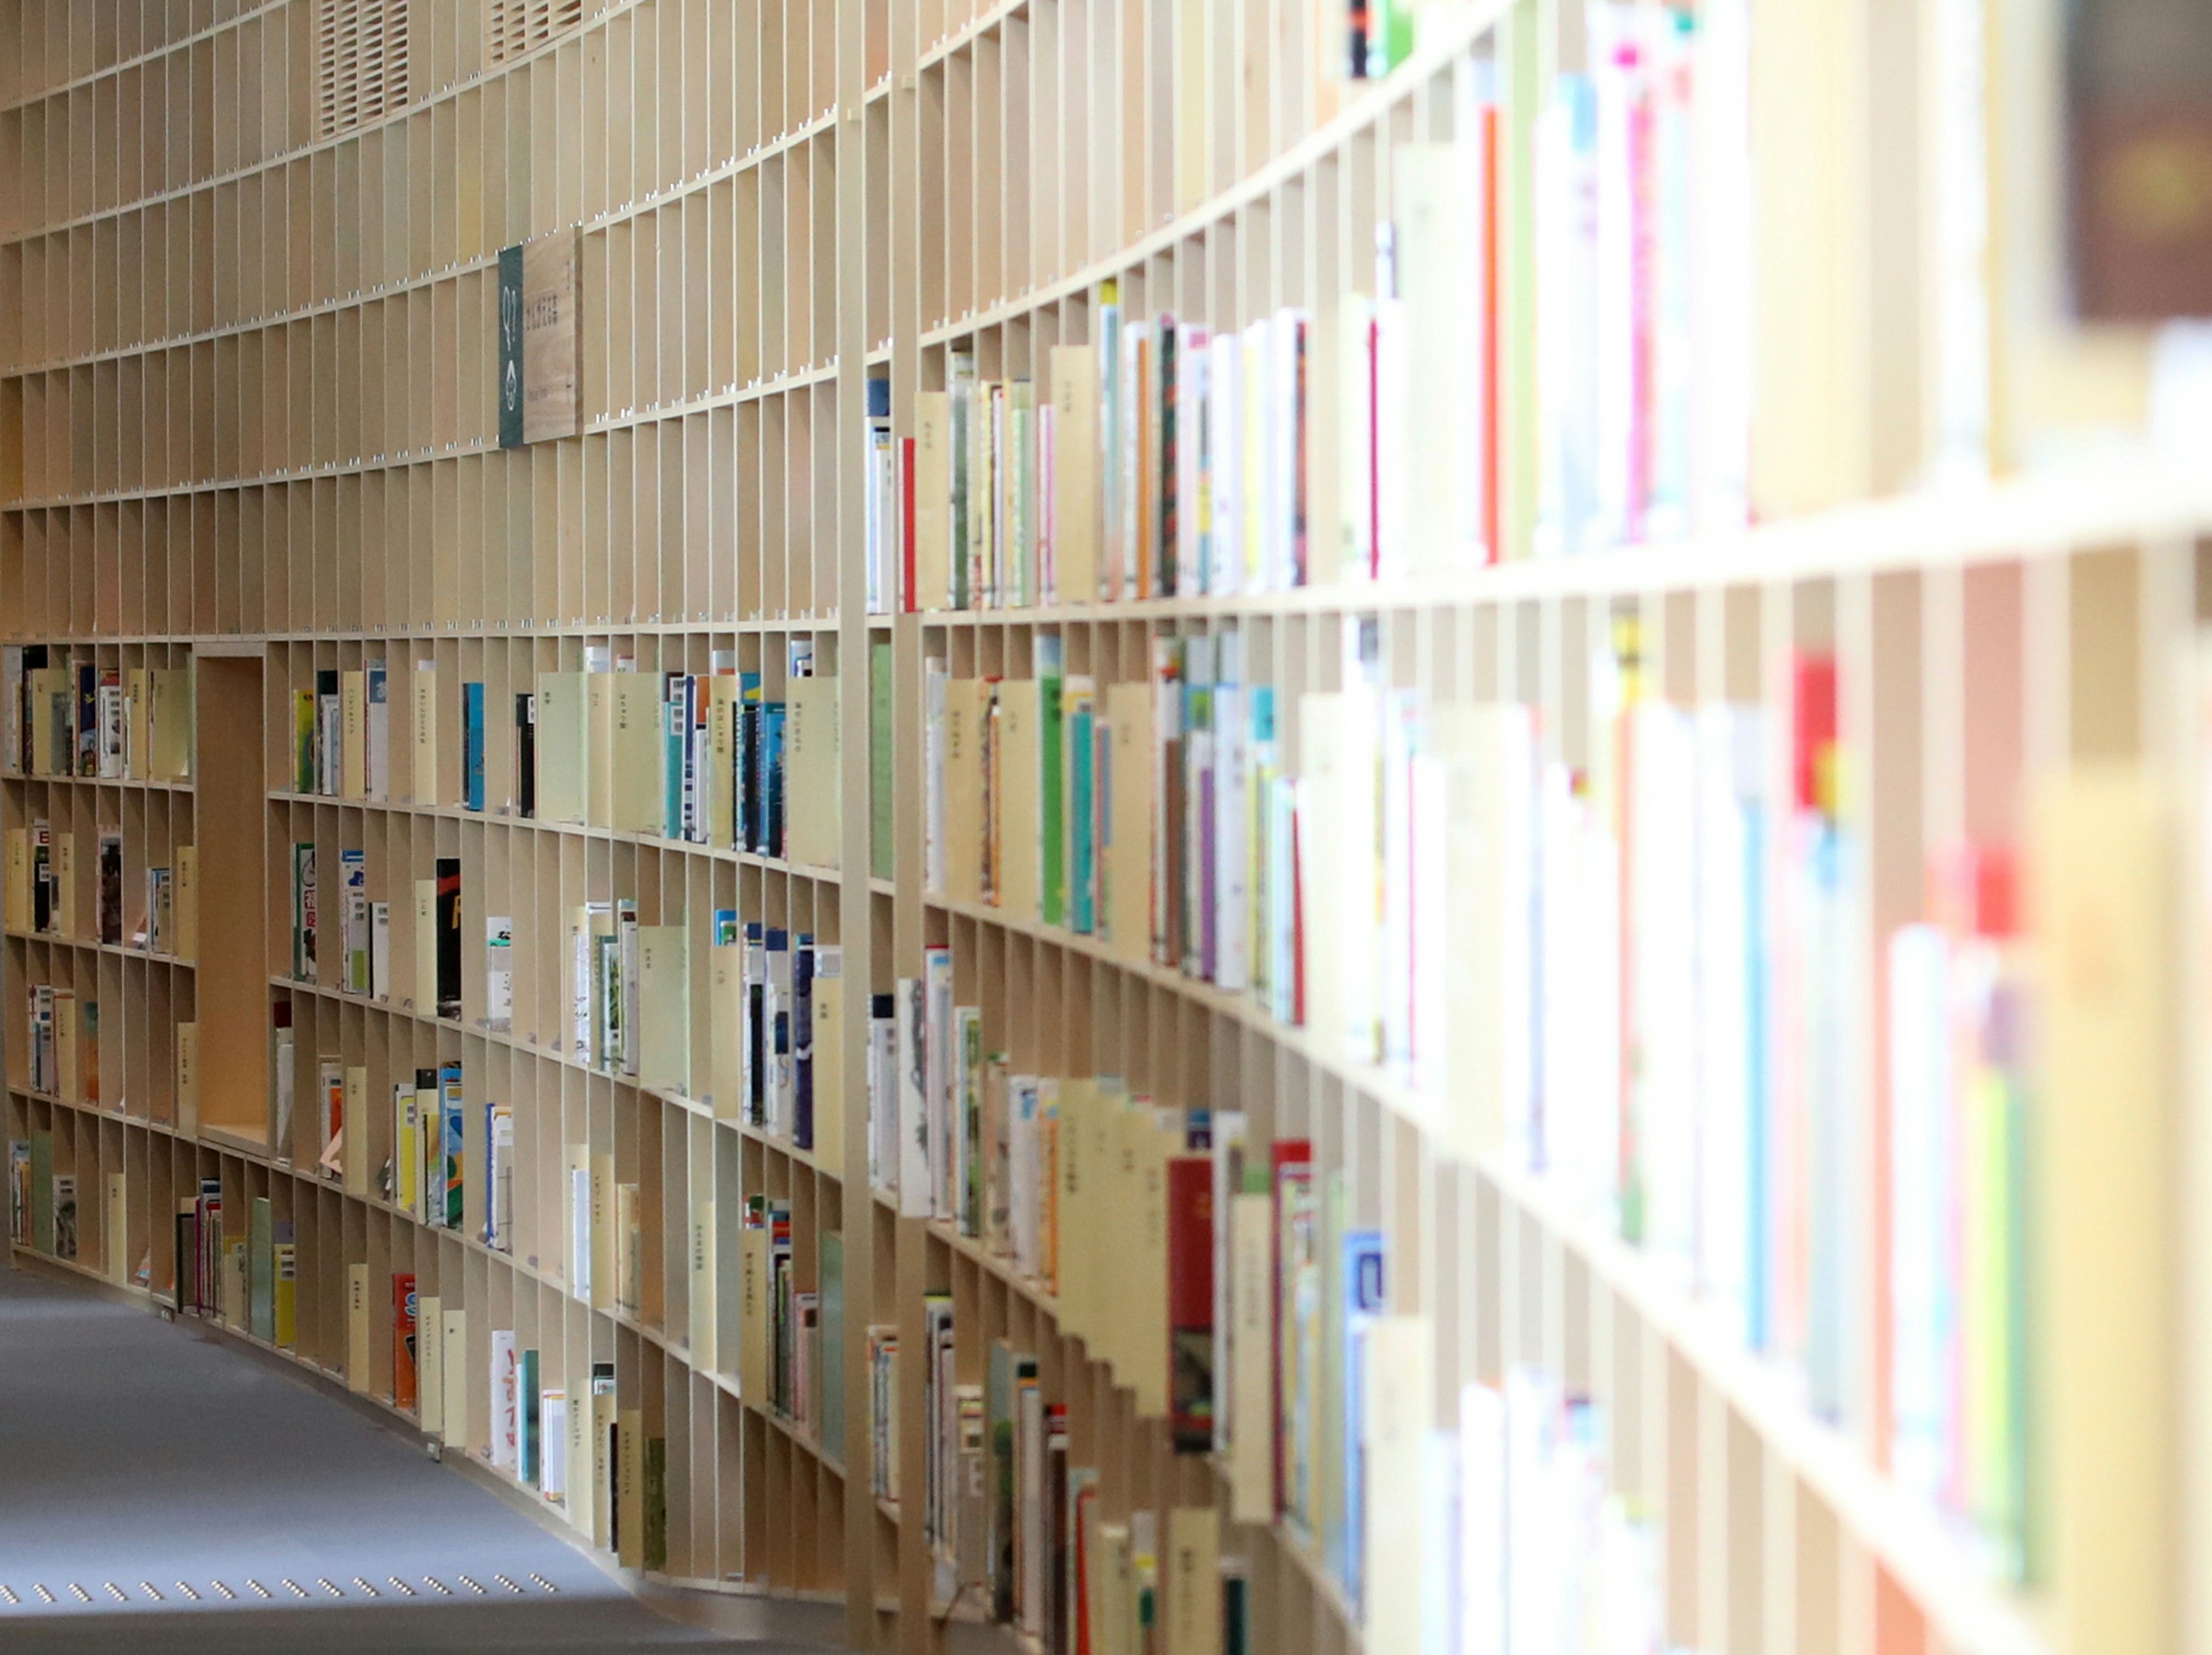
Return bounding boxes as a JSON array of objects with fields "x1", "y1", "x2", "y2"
[
  {"x1": 486, "y1": 0, "x2": 586, "y2": 66},
  {"x1": 318, "y1": 0, "x2": 411, "y2": 139}
]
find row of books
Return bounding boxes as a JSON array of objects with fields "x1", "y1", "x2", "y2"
[
  {"x1": 173, "y1": 1183, "x2": 296, "y2": 1347},
  {"x1": 7, "y1": 1133, "x2": 83, "y2": 1265},
  {"x1": 865, "y1": 1, "x2": 1751, "y2": 612},
  {"x1": 297, "y1": 647, "x2": 840, "y2": 867},
  {"x1": 22, "y1": 983, "x2": 98, "y2": 1102},
  {"x1": 4, "y1": 821, "x2": 198, "y2": 955},
  {"x1": 290, "y1": 846, "x2": 459, "y2": 1016},
  {"x1": 2, "y1": 646, "x2": 194, "y2": 781}
]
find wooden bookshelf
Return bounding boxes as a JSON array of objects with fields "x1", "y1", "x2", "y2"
[{"x1": 1, "y1": 2, "x2": 2202, "y2": 1655}]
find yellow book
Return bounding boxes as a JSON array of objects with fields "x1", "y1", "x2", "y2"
[
  {"x1": 587, "y1": 669, "x2": 616, "y2": 828},
  {"x1": 1227, "y1": 1190, "x2": 1275, "y2": 1524},
  {"x1": 785, "y1": 675, "x2": 840, "y2": 870},
  {"x1": 688, "y1": 1153, "x2": 717, "y2": 1371},
  {"x1": 567, "y1": 1364, "x2": 594, "y2": 1536},
  {"x1": 174, "y1": 1021, "x2": 199, "y2": 1135},
  {"x1": 637, "y1": 925, "x2": 690, "y2": 1096},
  {"x1": 418, "y1": 1293, "x2": 445, "y2": 1436},
  {"x1": 707, "y1": 675, "x2": 741, "y2": 849},
  {"x1": 810, "y1": 946, "x2": 844, "y2": 1179},
  {"x1": 149, "y1": 669, "x2": 192, "y2": 780},
  {"x1": 2032, "y1": 767, "x2": 2175, "y2": 1655},
  {"x1": 944, "y1": 676, "x2": 985, "y2": 904},
  {"x1": 395, "y1": 1084, "x2": 421, "y2": 1216},
  {"x1": 274, "y1": 1241, "x2": 298, "y2": 1349},
  {"x1": 55, "y1": 991, "x2": 78, "y2": 1102},
  {"x1": 535, "y1": 671, "x2": 589, "y2": 824},
  {"x1": 591, "y1": 1152, "x2": 618, "y2": 1315},
  {"x1": 996, "y1": 678, "x2": 1041, "y2": 919},
  {"x1": 912, "y1": 390, "x2": 953, "y2": 609},
  {"x1": 1105, "y1": 681, "x2": 1154, "y2": 965},
  {"x1": 52, "y1": 830, "x2": 74, "y2": 938},
  {"x1": 410, "y1": 660, "x2": 439, "y2": 805},
  {"x1": 343, "y1": 1065, "x2": 370, "y2": 1199},
  {"x1": 710, "y1": 923, "x2": 745, "y2": 1120},
  {"x1": 441, "y1": 1308, "x2": 469, "y2": 1448},
  {"x1": 1049, "y1": 350, "x2": 1099, "y2": 604},
  {"x1": 3, "y1": 828, "x2": 26, "y2": 929},
  {"x1": 105, "y1": 1172, "x2": 127, "y2": 1287},
  {"x1": 1055, "y1": 1078, "x2": 1096, "y2": 1340},
  {"x1": 172, "y1": 844, "x2": 198, "y2": 960},
  {"x1": 347, "y1": 1260, "x2": 372, "y2": 1393},
  {"x1": 340, "y1": 670, "x2": 367, "y2": 799},
  {"x1": 611, "y1": 673, "x2": 664, "y2": 836},
  {"x1": 1362, "y1": 1315, "x2": 1435, "y2": 1655},
  {"x1": 1164, "y1": 1508, "x2": 1221, "y2": 1655},
  {"x1": 740, "y1": 1204, "x2": 770, "y2": 1403},
  {"x1": 124, "y1": 669, "x2": 150, "y2": 778},
  {"x1": 413, "y1": 878, "x2": 437, "y2": 1013}
]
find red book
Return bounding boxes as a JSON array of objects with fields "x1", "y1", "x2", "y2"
[
  {"x1": 1790, "y1": 653, "x2": 1838, "y2": 815},
  {"x1": 1165, "y1": 1155, "x2": 1215, "y2": 1453},
  {"x1": 392, "y1": 1272, "x2": 418, "y2": 1411},
  {"x1": 900, "y1": 435, "x2": 918, "y2": 613}
]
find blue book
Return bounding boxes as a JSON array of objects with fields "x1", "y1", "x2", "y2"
[
  {"x1": 1339, "y1": 1229, "x2": 1387, "y2": 1609},
  {"x1": 663, "y1": 675, "x2": 684, "y2": 841},
  {"x1": 763, "y1": 703, "x2": 787, "y2": 858},
  {"x1": 462, "y1": 681, "x2": 486, "y2": 811},
  {"x1": 738, "y1": 673, "x2": 763, "y2": 850},
  {"x1": 1070, "y1": 691, "x2": 1096, "y2": 934},
  {"x1": 519, "y1": 1346, "x2": 541, "y2": 1484},
  {"x1": 439, "y1": 1062, "x2": 465, "y2": 1230}
]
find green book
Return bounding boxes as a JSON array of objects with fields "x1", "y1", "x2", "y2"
[
  {"x1": 869, "y1": 639, "x2": 895, "y2": 882},
  {"x1": 1067, "y1": 678, "x2": 1096, "y2": 935},
  {"x1": 643, "y1": 1436, "x2": 669, "y2": 1570},
  {"x1": 248, "y1": 1196, "x2": 274, "y2": 1342},
  {"x1": 819, "y1": 1231, "x2": 846, "y2": 1465},
  {"x1": 1037, "y1": 636, "x2": 1065, "y2": 927}
]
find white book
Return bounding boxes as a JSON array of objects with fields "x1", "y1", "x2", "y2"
[
  {"x1": 896, "y1": 978, "x2": 930, "y2": 1218},
  {"x1": 570, "y1": 1160, "x2": 592, "y2": 1302},
  {"x1": 1459, "y1": 1382, "x2": 1506, "y2": 1655},
  {"x1": 440, "y1": 1308, "x2": 468, "y2": 1448},
  {"x1": 370, "y1": 901, "x2": 391, "y2": 1000},
  {"x1": 484, "y1": 915, "x2": 514, "y2": 1033},
  {"x1": 490, "y1": 1329, "x2": 518, "y2": 1472},
  {"x1": 869, "y1": 1002, "x2": 898, "y2": 1194},
  {"x1": 540, "y1": 1390, "x2": 569, "y2": 1502},
  {"x1": 923, "y1": 946, "x2": 954, "y2": 1220},
  {"x1": 365, "y1": 661, "x2": 391, "y2": 800},
  {"x1": 486, "y1": 1104, "x2": 514, "y2": 1252},
  {"x1": 419, "y1": 1293, "x2": 445, "y2": 1436}
]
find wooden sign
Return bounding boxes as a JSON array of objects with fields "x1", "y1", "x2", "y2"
[{"x1": 498, "y1": 230, "x2": 581, "y2": 446}]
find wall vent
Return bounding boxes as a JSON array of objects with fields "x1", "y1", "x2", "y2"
[{"x1": 318, "y1": 0, "x2": 411, "y2": 138}]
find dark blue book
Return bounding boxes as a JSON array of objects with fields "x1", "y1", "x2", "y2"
[{"x1": 462, "y1": 681, "x2": 486, "y2": 811}]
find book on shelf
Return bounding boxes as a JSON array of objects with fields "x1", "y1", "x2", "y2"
[
  {"x1": 270, "y1": 1001, "x2": 296, "y2": 1152},
  {"x1": 96, "y1": 830, "x2": 121, "y2": 945},
  {"x1": 484, "y1": 1103, "x2": 514, "y2": 1252},
  {"x1": 514, "y1": 691, "x2": 536, "y2": 817},
  {"x1": 340, "y1": 848, "x2": 369, "y2": 993},
  {"x1": 490, "y1": 1328, "x2": 519, "y2": 1474},
  {"x1": 393, "y1": 1273, "x2": 418, "y2": 1412},
  {"x1": 434, "y1": 856, "x2": 463, "y2": 1020},
  {"x1": 463, "y1": 680, "x2": 487, "y2": 812},
  {"x1": 346, "y1": 1260, "x2": 369, "y2": 1392},
  {"x1": 290, "y1": 842, "x2": 316, "y2": 980},
  {"x1": 484, "y1": 915, "x2": 514, "y2": 1033},
  {"x1": 441, "y1": 1309, "x2": 469, "y2": 1449},
  {"x1": 419, "y1": 1294, "x2": 444, "y2": 1436}
]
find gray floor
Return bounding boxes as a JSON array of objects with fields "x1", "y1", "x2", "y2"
[{"x1": 0, "y1": 1258, "x2": 840, "y2": 1653}]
